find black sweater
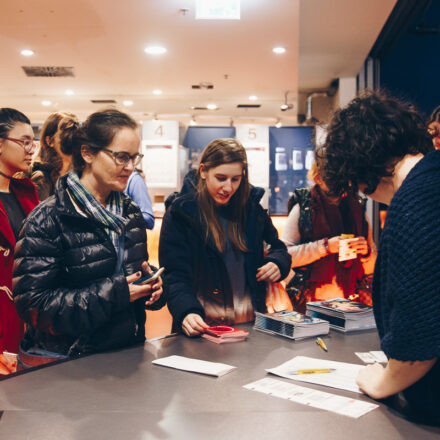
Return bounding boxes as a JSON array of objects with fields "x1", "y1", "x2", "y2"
[{"x1": 373, "y1": 151, "x2": 440, "y2": 422}]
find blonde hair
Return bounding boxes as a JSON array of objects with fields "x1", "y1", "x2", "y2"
[{"x1": 196, "y1": 138, "x2": 250, "y2": 253}]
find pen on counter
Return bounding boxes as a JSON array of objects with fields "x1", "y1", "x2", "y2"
[
  {"x1": 289, "y1": 368, "x2": 336, "y2": 375},
  {"x1": 316, "y1": 337, "x2": 328, "y2": 352}
]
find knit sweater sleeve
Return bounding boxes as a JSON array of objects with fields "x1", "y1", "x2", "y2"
[{"x1": 376, "y1": 184, "x2": 440, "y2": 362}]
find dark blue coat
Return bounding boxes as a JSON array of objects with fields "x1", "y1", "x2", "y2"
[{"x1": 159, "y1": 174, "x2": 291, "y2": 328}]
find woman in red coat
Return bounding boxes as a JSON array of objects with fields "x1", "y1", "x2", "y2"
[{"x1": 0, "y1": 108, "x2": 38, "y2": 362}]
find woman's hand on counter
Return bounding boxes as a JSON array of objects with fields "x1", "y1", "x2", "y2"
[{"x1": 182, "y1": 313, "x2": 209, "y2": 337}]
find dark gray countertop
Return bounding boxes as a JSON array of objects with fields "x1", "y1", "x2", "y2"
[{"x1": 1, "y1": 325, "x2": 439, "y2": 439}]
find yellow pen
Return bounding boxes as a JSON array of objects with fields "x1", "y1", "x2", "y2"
[
  {"x1": 289, "y1": 368, "x2": 335, "y2": 375},
  {"x1": 316, "y1": 337, "x2": 328, "y2": 352}
]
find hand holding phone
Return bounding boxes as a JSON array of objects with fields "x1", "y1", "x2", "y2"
[{"x1": 132, "y1": 267, "x2": 165, "y2": 285}]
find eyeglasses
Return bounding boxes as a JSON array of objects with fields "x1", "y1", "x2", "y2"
[
  {"x1": 3, "y1": 137, "x2": 37, "y2": 153},
  {"x1": 101, "y1": 148, "x2": 143, "y2": 166}
]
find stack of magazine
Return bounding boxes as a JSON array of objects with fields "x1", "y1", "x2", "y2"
[
  {"x1": 306, "y1": 298, "x2": 376, "y2": 332},
  {"x1": 254, "y1": 310, "x2": 329, "y2": 340}
]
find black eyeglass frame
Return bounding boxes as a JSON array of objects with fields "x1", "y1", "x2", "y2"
[{"x1": 98, "y1": 147, "x2": 144, "y2": 166}]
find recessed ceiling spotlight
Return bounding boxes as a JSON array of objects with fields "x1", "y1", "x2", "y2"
[
  {"x1": 153, "y1": 89, "x2": 162, "y2": 95},
  {"x1": 41, "y1": 100, "x2": 51, "y2": 106},
  {"x1": 21, "y1": 49, "x2": 34, "y2": 56},
  {"x1": 65, "y1": 89, "x2": 74, "y2": 96},
  {"x1": 123, "y1": 100, "x2": 133, "y2": 107},
  {"x1": 207, "y1": 104, "x2": 218, "y2": 110},
  {"x1": 249, "y1": 95, "x2": 258, "y2": 101},
  {"x1": 144, "y1": 46, "x2": 167, "y2": 55},
  {"x1": 273, "y1": 46, "x2": 286, "y2": 54}
]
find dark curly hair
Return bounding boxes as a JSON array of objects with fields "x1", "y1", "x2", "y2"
[
  {"x1": 428, "y1": 105, "x2": 440, "y2": 125},
  {"x1": 318, "y1": 90, "x2": 433, "y2": 198}
]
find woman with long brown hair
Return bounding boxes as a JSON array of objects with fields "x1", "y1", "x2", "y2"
[
  {"x1": 31, "y1": 112, "x2": 77, "y2": 200},
  {"x1": 159, "y1": 138, "x2": 291, "y2": 336}
]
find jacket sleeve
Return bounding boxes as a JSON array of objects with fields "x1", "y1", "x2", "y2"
[
  {"x1": 159, "y1": 209, "x2": 205, "y2": 326},
  {"x1": 126, "y1": 172, "x2": 155, "y2": 230},
  {"x1": 281, "y1": 203, "x2": 328, "y2": 267},
  {"x1": 12, "y1": 213, "x2": 131, "y2": 337},
  {"x1": 261, "y1": 208, "x2": 292, "y2": 281}
]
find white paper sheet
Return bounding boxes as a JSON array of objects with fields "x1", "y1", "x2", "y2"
[
  {"x1": 355, "y1": 351, "x2": 388, "y2": 364},
  {"x1": 152, "y1": 355, "x2": 236, "y2": 377},
  {"x1": 266, "y1": 356, "x2": 364, "y2": 393},
  {"x1": 244, "y1": 378, "x2": 379, "y2": 418}
]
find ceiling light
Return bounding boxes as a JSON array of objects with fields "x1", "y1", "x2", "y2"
[
  {"x1": 153, "y1": 89, "x2": 162, "y2": 95},
  {"x1": 196, "y1": 0, "x2": 240, "y2": 20},
  {"x1": 41, "y1": 100, "x2": 51, "y2": 106},
  {"x1": 273, "y1": 46, "x2": 286, "y2": 54},
  {"x1": 280, "y1": 91, "x2": 294, "y2": 111},
  {"x1": 123, "y1": 100, "x2": 133, "y2": 107},
  {"x1": 207, "y1": 104, "x2": 218, "y2": 110},
  {"x1": 144, "y1": 46, "x2": 167, "y2": 55},
  {"x1": 275, "y1": 120, "x2": 282, "y2": 128},
  {"x1": 65, "y1": 89, "x2": 74, "y2": 96},
  {"x1": 189, "y1": 116, "x2": 197, "y2": 126},
  {"x1": 249, "y1": 95, "x2": 258, "y2": 101},
  {"x1": 21, "y1": 49, "x2": 34, "y2": 56}
]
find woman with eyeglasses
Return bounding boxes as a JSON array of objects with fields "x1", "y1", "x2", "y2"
[
  {"x1": 0, "y1": 108, "x2": 39, "y2": 362},
  {"x1": 13, "y1": 108, "x2": 164, "y2": 364},
  {"x1": 30, "y1": 112, "x2": 78, "y2": 201}
]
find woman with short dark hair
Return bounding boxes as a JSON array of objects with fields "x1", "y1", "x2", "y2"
[
  {"x1": 320, "y1": 90, "x2": 439, "y2": 424},
  {"x1": 13, "y1": 108, "x2": 164, "y2": 364},
  {"x1": 0, "y1": 108, "x2": 39, "y2": 358}
]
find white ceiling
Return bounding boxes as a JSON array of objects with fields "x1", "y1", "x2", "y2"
[{"x1": 0, "y1": 0, "x2": 397, "y2": 124}]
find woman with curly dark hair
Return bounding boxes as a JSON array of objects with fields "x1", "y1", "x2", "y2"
[
  {"x1": 31, "y1": 112, "x2": 77, "y2": 200},
  {"x1": 320, "y1": 90, "x2": 439, "y2": 424}
]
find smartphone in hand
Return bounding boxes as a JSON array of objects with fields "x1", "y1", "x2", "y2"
[{"x1": 132, "y1": 267, "x2": 165, "y2": 285}]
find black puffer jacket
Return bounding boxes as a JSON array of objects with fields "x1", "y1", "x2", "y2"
[
  {"x1": 159, "y1": 172, "x2": 291, "y2": 328},
  {"x1": 13, "y1": 175, "x2": 165, "y2": 356}
]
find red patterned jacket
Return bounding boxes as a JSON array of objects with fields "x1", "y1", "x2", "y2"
[{"x1": 0, "y1": 177, "x2": 38, "y2": 353}]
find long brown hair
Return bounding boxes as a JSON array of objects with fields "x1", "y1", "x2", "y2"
[
  {"x1": 196, "y1": 138, "x2": 250, "y2": 253},
  {"x1": 35, "y1": 112, "x2": 78, "y2": 185}
]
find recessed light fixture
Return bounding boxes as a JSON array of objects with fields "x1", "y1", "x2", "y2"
[
  {"x1": 207, "y1": 104, "x2": 218, "y2": 110},
  {"x1": 41, "y1": 100, "x2": 51, "y2": 106},
  {"x1": 153, "y1": 89, "x2": 162, "y2": 95},
  {"x1": 123, "y1": 100, "x2": 133, "y2": 107},
  {"x1": 65, "y1": 89, "x2": 74, "y2": 96},
  {"x1": 273, "y1": 46, "x2": 286, "y2": 54},
  {"x1": 249, "y1": 95, "x2": 258, "y2": 101},
  {"x1": 21, "y1": 49, "x2": 34, "y2": 56},
  {"x1": 144, "y1": 46, "x2": 167, "y2": 55}
]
